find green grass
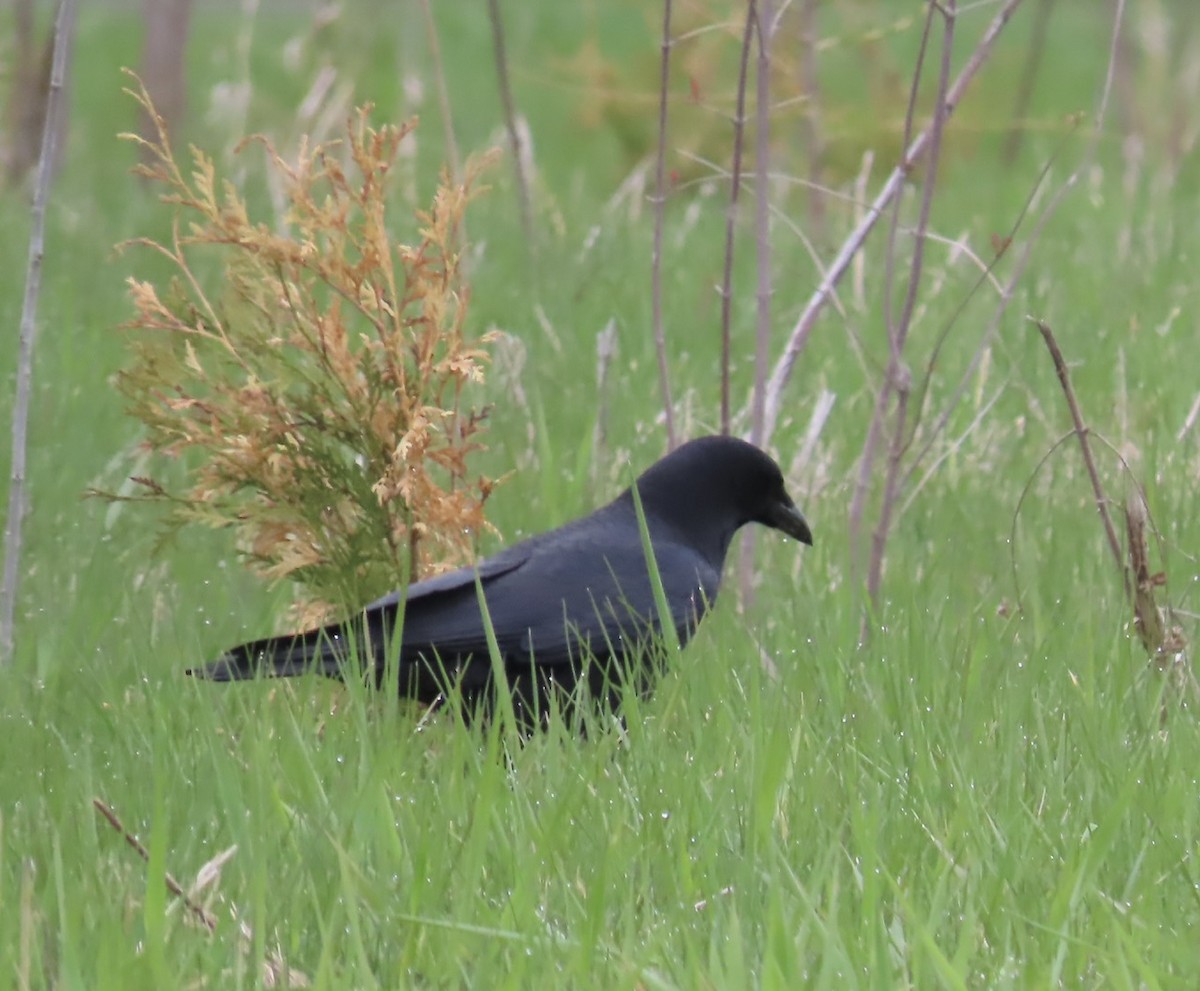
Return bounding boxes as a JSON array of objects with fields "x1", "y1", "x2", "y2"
[{"x1": 3, "y1": 1, "x2": 1200, "y2": 987}]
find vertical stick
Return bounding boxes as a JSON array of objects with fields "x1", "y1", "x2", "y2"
[
  {"x1": 718, "y1": 0, "x2": 757, "y2": 436},
  {"x1": 651, "y1": 0, "x2": 678, "y2": 449},
  {"x1": 862, "y1": 2, "x2": 956, "y2": 637},
  {"x1": 486, "y1": 0, "x2": 535, "y2": 256},
  {"x1": 1, "y1": 0, "x2": 77, "y2": 664},
  {"x1": 749, "y1": 0, "x2": 774, "y2": 448},
  {"x1": 1032, "y1": 320, "x2": 1124, "y2": 572},
  {"x1": 740, "y1": 0, "x2": 775, "y2": 606},
  {"x1": 848, "y1": 1, "x2": 936, "y2": 587}
]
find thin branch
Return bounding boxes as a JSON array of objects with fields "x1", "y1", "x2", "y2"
[
  {"x1": 750, "y1": 0, "x2": 775, "y2": 448},
  {"x1": 904, "y1": 0, "x2": 1126, "y2": 483},
  {"x1": 92, "y1": 798, "x2": 218, "y2": 932},
  {"x1": 1031, "y1": 319, "x2": 1124, "y2": 572},
  {"x1": 865, "y1": 1, "x2": 957, "y2": 618},
  {"x1": 485, "y1": 0, "x2": 535, "y2": 256},
  {"x1": 651, "y1": 0, "x2": 678, "y2": 449},
  {"x1": 883, "y1": 2, "x2": 936, "y2": 352},
  {"x1": 718, "y1": 0, "x2": 756, "y2": 436},
  {"x1": 753, "y1": 0, "x2": 1027, "y2": 445},
  {"x1": 740, "y1": 0, "x2": 777, "y2": 607},
  {"x1": 848, "y1": 0, "x2": 937, "y2": 581},
  {"x1": 1, "y1": 0, "x2": 76, "y2": 664},
  {"x1": 1008, "y1": 378, "x2": 1186, "y2": 690},
  {"x1": 899, "y1": 147, "x2": 1061, "y2": 486}
]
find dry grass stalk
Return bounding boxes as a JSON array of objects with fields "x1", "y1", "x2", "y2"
[
  {"x1": 93, "y1": 797, "x2": 311, "y2": 985},
  {"x1": 109, "y1": 74, "x2": 500, "y2": 617},
  {"x1": 92, "y1": 797, "x2": 217, "y2": 931}
]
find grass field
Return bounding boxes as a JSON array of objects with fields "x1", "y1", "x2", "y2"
[{"x1": 3, "y1": 2, "x2": 1200, "y2": 987}]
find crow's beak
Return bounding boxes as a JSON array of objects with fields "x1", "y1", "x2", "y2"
[{"x1": 765, "y1": 496, "x2": 813, "y2": 546}]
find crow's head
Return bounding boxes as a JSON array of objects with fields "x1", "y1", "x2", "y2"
[{"x1": 633, "y1": 435, "x2": 812, "y2": 565}]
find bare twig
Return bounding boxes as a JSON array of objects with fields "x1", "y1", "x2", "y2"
[
  {"x1": 1031, "y1": 319, "x2": 1125, "y2": 572},
  {"x1": 882, "y1": 2, "x2": 936, "y2": 351},
  {"x1": 848, "y1": 0, "x2": 1124, "y2": 622},
  {"x1": 848, "y1": 0, "x2": 937, "y2": 581},
  {"x1": 750, "y1": 0, "x2": 775, "y2": 449},
  {"x1": 92, "y1": 798, "x2": 218, "y2": 932},
  {"x1": 1, "y1": 0, "x2": 76, "y2": 664},
  {"x1": 1013, "y1": 349, "x2": 1189, "y2": 698},
  {"x1": 752, "y1": 0, "x2": 1027, "y2": 445},
  {"x1": 651, "y1": 0, "x2": 678, "y2": 449},
  {"x1": 718, "y1": 0, "x2": 756, "y2": 435},
  {"x1": 740, "y1": 0, "x2": 777, "y2": 606},
  {"x1": 486, "y1": 0, "x2": 535, "y2": 256},
  {"x1": 864, "y1": 1, "x2": 957, "y2": 620},
  {"x1": 904, "y1": 0, "x2": 1126, "y2": 474},
  {"x1": 899, "y1": 145, "x2": 1061, "y2": 486}
]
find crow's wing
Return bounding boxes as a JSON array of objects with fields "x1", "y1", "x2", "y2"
[
  {"x1": 364, "y1": 539, "x2": 536, "y2": 612},
  {"x1": 190, "y1": 542, "x2": 537, "y2": 683},
  {"x1": 385, "y1": 525, "x2": 721, "y2": 670}
]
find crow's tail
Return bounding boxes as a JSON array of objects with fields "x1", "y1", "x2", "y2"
[{"x1": 187, "y1": 625, "x2": 351, "y2": 682}]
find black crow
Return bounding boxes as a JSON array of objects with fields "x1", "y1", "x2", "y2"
[{"x1": 189, "y1": 435, "x2": 812, "y2": 724}]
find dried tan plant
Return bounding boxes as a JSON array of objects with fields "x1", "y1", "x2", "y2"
[{"x1": 109, "y1": 72, "x2": 501, "y2": 620}]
